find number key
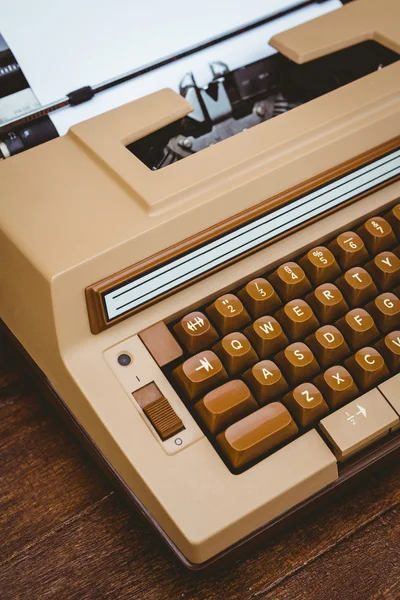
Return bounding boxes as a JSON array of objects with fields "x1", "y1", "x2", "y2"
[
  {"x1": 328, "y1": 231, "x2": 369, "y2": 270},
  {"x1": 269, "y1": 262, "x2": 312, "y2": 302},
  {"x1": 299, "y1": 246, "x2": 340, "y2": 285},
  {"x1": 206, "y1": 294, "x2": 250, "y2": 335},
  {"x1": 237, "y1": 277, "x2": 281, "y2": 318},
  {"x1": 357, "y1": 217, "x2": 396, "y2": 255}
]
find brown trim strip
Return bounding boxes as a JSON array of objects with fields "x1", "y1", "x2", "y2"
[{"x1": 86, "y1": 137, "x2": 400, "y2": 333}]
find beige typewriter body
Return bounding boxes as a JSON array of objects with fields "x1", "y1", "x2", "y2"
[{"x1": 1, "y1": 0, "x2": 400, "y2": 567}]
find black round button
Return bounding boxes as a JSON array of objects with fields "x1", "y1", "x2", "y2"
[{"x1": 117, "y1": 353, "x2": 132, "y2": 366}]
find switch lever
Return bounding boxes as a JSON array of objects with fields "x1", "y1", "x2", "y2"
[{"x1": 133, "y1": 382, "x2": 185, "y2": 441}]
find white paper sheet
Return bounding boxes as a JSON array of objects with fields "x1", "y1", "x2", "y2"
[{"x1": 0, "y1": 0, "x2": 341, "y2": 134}]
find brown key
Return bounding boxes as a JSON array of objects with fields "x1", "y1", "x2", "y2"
[
  {"x1": 345, "y1": 347, "x2": 389, "y2": 391},
  {"x1": 195, "y1": 380, "x2": 258, "y2": 435},
  {"x1": 275, "y1": 299, "x2": 319, "y2": 341},
  {"x1": 237, "y1": 278, "x2": 281, "y2": 319},
  {"x1": 173, "y1": 311, "x2": 218, "y2": 353},
  {"x1": 335, "y1": 267, "x2": 378, "y2": 307},
  {"x1": 336, "y1": 308, "x2": 379, "y2": 350},
  {"x1": 133, "y1": 383, "x2": 185, "y2": 441},
  {"x1": 282, "y1": 383, "x2": 329, "y2": 428},
  {"x1": 217, "y1": 402, "x2": 298, "y2": 469},
  {"x1": 366, "y1": 293, "x2": 400, "y2": 333},
  {"x1": 269, "y1": 262, "x2": 312, "y2": 302},
  {"x1": 385, "y1": 204, "x2": 400, "y2": 238},
  {"x1": 243, "y1": 360, "x2": 289, "y2": 406},
  {"x1": 213, "y1": 332, "x2": 258, "y2": 376},
  {"x1": 313, "y1": 365, "x2": 359, "y2": 409},
  {"x1": 365, "y1": 251, "x2": 400, "y2": 291},
  {"x1": 172, "y1": 351, "x2": 228, "y2": 401},
  {"x1": 244, "y1": 316, "x2": 288, "y2": 358},
  {"x1": 306, "y1": 283, "x2": 348, "y2": 325},
  {"x1": 275, "y1": 342, "x2": 319, "y2": 386},
  {"x1": 328, "y1": 231, "x2": 369, "y2": 270},
  {"x1": 375, "y1": 331, "x2": 400, "y2": 372},
  {"x1": 357, "y1": 216, "x2": 396, "y2": 255},
  {"x1": 206, "y1": 294, "x2": 251, "y2": 336},
  {"x1": 299, "y1": 246, "x2": 341, "y2": 286},
  {"x1": 305, "y1": 325, "x2": 350, "y2": 369}
]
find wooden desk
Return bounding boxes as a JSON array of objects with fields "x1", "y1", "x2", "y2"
[{"x1": 1, "y1": 333, "x2": 399, "y2": 600}]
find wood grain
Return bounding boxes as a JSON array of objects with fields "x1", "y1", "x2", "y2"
[{"x1": 1, "y1": 331, "x2": 399, "y2": 600}]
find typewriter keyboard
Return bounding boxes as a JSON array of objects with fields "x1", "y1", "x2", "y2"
[{"x1": 167, "y1": 204, "x2": 400, "y2": 471}]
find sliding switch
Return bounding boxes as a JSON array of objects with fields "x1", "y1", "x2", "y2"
[{"x1": 133, "y1": 382, "x2": 185, "y2": 441}]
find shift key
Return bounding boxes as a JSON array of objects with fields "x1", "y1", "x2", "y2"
[{"x1": 319, "y1": 389, "x2": 399, "y2": 461}]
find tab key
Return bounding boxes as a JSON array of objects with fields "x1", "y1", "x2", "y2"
[{"x1": 172, "y1": 351, "x2": 228, "y2": 401}]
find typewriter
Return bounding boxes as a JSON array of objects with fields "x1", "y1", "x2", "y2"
[{"x1": 1, "y1": 0, "x2": 400, "y2": 568}]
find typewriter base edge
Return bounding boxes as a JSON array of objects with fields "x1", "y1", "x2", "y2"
[{"x1": 2, "y1": 318, "x2": 400, "y2": 572}]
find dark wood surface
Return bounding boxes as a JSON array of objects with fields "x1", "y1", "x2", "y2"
[{"x1": 1, "y1": 333, "x2": 400, "y2": 600}]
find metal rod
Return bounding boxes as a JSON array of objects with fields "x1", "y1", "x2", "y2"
[{"x1": 0, "y1": 0, "x2": 317, "y2": 133}]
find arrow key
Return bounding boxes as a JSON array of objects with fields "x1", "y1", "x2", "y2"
[
  {"x1": 319, "y1": 389, "x2": 399, "y2": 460},
  {"x1": 172, "y1": 351, "x2": 228, "y2": 401}
]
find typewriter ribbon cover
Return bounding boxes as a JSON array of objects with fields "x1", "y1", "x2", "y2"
[{"x1": 86, "y1": 139, "x2": 400, "y2": 333}]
